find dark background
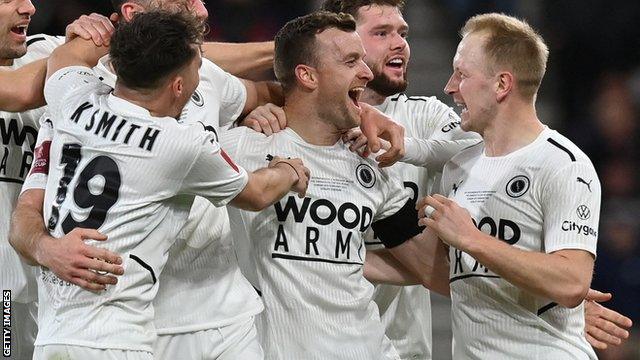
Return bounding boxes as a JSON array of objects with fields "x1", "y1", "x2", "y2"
[{"x1": 29, "y1": 1, "x2": 640, "y2": 359}]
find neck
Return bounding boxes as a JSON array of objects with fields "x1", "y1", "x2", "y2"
[
  {"x1": 360, "y1": 87, "x2": 387, "y2": 106},
  {"x1": 113, "y1": 84, "x2": 180, "y2": 119},
  {"x1": 284, "y1": 93, "x2": 344, "y2": 146},
  {"x1": 482, "y1": 100, "x2": 544, "y2": 157}
]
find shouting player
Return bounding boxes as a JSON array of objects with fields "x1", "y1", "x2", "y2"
[{"x1": 417, "y1": 13, "x2": 600, "y2": 359}]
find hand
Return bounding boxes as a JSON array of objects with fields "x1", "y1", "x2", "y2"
[
  {"x1": 269, "y1": 156, "x2": 310, "y2": 198},
  {"x1": 417, "y1": 194, "x2": 477, "y2": 251},
  {"x1": 240, "y1": 103, "x2": 287, "y2": 136},
  {"x1": 584, "y1": 289, "x2": 633, "y2": 349},
  {"x1": 65, "y1": 13, "x2": 117, "y2": 46},
  {"x1": 37, "y1": 228, "x2": 124, "y2": 292},
  {"x1": 359, "y1": 102, "x2": 404, "y2": 167},
  {"x1": 342, "y1": 127, "x2": 392, "y2": 158}
]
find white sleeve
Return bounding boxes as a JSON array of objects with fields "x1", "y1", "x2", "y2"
[
  {"x1": 24, "y1": 34, "x2": 65, "y2": 60},
  {"x1": 180, "y1": 127, "x2": 249, "y2": 207},
  {"x1": 200, "y1": 60, "x2": 247, "y2": 126},
  {"x1": 21, "y1": 115, "x2": 53, "y2": 193},
  {"x1": 541, "y1": 162, "x2": 600, "y2": 256},
  {"x1": 374, "y1": 169, "x2": 413, "y2": 221},
  {"x1": 401, "y1": 102, "x2": 481, "y2": 171},
  {"x1": 44, "y1": 66, "x2": 102, "y2": 119}
]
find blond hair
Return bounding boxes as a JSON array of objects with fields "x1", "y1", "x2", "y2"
[{"x1": 461, "y1": 13, "x2": 549, "y2": 99}]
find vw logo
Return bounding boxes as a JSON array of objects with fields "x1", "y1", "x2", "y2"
[{"x1": 576, "y1": 205, "x2": 591, "y2": 220}]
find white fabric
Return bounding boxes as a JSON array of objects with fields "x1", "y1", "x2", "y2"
[
  {"x1": 154, "y1": 316, "x2": 263, "y2": 360},
  {"x1": 222, "y1": 126, "x2": 412, "y2": 360},
  {"x1": 0, "y1": 34, "x2": 63, "y2": 304},
  {"x1": 367, "y1": 93, "x2": 479, "y2": 360},
  {"x1": 35, "y1": 66, "x2": 248, "y2": 352},
  {"x1": 33, "y1": 345, "x2": 153, "y2": 360},
  {"x1": 440, "y1": 127, "x2": 599, "y2": 359},
  {"x1": 23, "y1": 56, "x2": 263, "y2": 335}
]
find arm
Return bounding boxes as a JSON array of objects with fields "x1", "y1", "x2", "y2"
[
  {"x1": 46, "y1": 37, "x2": 110, "y2": 81},
  {"x1": 0, "y1": 13, "x2": 115, "y2": 112},
  {"x1": 0, "y1": 58, "x2": 47, "y2": 111},
  {"x1": 419, "y1": 194, "x2": 594, "y2": 308},
  {"x1": 202, "y1": 41, "x2": 274, "y2": 81},
  {"x1": 364, "y1": 248, "x2": 422, "y2": 286},
  {"x1": 240, "y1": 79, "x2": 283, "y2": 117},
  {"x1": 230, "y1": 156, "x2": 309, "y2": 211},
  {"x1": 9, "y1": 189, "x2": 124, "y2": 292}
]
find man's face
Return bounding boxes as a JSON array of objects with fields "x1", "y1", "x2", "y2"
[
  {"x1": 355, "y1": 4, "x2": 409, "y2": 97},
  {"x1": 444, "y1": 32, "x2": 497, "y2": 134},
  {"x1": 314, "y1": 28, "x2": 373, "y2": 130},
  {"x1": 0, "y1": 0, "x2": 35, "y2": 64}
]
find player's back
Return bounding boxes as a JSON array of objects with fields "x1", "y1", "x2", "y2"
[{"x1": 38, "y1": 68, "x2": 224, "y2": 352}]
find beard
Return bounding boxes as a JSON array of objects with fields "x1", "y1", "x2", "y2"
[
  {"x1": 0, "y1": 43, "x2": 26, "y2": 62},
  {"x1": 366, "y1": 63, "x2": 408, "y2": 97}
]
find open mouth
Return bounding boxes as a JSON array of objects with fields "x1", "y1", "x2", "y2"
[
  {"x1": 385, "y1": 57, "x2": 404, "y2": 70},
  {"x1": 348, "y1": 86, "x2": 365, "y2": 108},
  {"x1": 455, "y1": 102, "x2": 468, "y2": 114},
  {"x1": 10, "y1": 25, "x2": 27, "y2": 36}
]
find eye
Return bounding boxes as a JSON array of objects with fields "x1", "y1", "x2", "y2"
[
  {"x1": 400, "y1": 31, "x2": 408, "y2": 39},
  {"x1": 374, "y1": 31, "x2": 387, "y2": 37}
]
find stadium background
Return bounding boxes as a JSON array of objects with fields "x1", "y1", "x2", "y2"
[{"x1": 29, "y1": 1, "x2": 640, "y2": 359}]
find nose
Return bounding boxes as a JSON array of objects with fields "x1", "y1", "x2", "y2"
[
  {"x1": 444, "y1": 73, "x2": 458, "y2": 95},
  {"x1": 18, "y1": 0, "x2": 36, "y2": 16},
  {"x1": 360, "y1": 61, "x2": 374, "y2": 82},
  {"x1": 390, "y1": 32, "x2": 407, "y2": 52},
  {"x1": 191, "y1": 0, "x2": 209, "y2": 20}
]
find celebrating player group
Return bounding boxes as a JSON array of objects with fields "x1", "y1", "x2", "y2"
[{"x1": 0, "y1": 0, "x2": 633, "y2": 359}]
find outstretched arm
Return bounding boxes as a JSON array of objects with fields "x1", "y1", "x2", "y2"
[
  {"x1": 202, "y1": 41, "x2": 274, "y2": 81},
  {"x1": 0, "y1": 58, "x2": 47, "y2": 111}
]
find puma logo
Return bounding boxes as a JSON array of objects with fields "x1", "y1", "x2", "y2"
[{"x1": 577, "y1": 177, "x2": 592, "y2": 192}]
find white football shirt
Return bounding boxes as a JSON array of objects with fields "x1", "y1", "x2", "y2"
[
  {"x1": 0, "y1": 34, "x2": 64, "y2": 304},
  {"x1": 24, "y1": 56, "x2": 263, "y2": 334},
  {"x1": 368, "y1": 93, "x2": 480, "y2": 360},
  {"x1": 222, "y1": 126, "x2": 415, "y2": 360},
  {"x1": 440, "y1": 127, "x2": 599, "y2": 359},
  {"x1": 36, "y1": 66, "x2": 248, "y2": 352}
]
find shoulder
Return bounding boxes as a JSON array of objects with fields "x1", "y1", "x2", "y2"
[
  {"x1": 198, "y1": 58, "x2": 236, "y2": 83},
  {"x1": 542, "y1": 130, "x2": 592, "y2": 165},
  {"x1": 387, "y1": 93, "x2": 453, "y2": 115},
  {"x1": 18, "y1": 34, "x2": 64, "y2": 64}
]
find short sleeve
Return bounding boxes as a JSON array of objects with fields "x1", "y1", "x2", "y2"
[
  {"x1": 44, "y1": 66, "x2": 102, "y2": 119},
  {"x1": 24, "y1": 35, "x2": 65, "y2": 60},
  {"x1": 200, "y1": 60, "x2": 247, "y2": 126},
  {"x1": 21, "y1": 115, "x2": 53, "y2": 193},
  {"x1": 375, "y1": 169, "x2": 413, "y2": 221},
  {"x1": 180, "y1": 127, "x2": 249, "y2": 207},
  {"x1": 541, "y1": 162, "x2": 601, "y2": 256}
]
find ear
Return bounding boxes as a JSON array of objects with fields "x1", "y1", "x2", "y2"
[
  {"x1": 495, "y1": 71, "x2": 514, "y2": 102},
  {"x1": 171, "y1": 75, "x2": 184, "y2": 99},
  {"x1": 120, "y1": 2, "x2": 146, "y2": 22},
  {"x1": 294, "y1": 64, "x2": 318, "y2": 91}
]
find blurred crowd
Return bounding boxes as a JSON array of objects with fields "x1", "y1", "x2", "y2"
[{"x1": 28, "y1": 0, "x2": 640, "y2": 358}]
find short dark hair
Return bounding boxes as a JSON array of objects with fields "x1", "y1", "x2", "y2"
[
  {"x1": 274, "y1": 11, "x2": 356, "y2": 93},
  {"x1": 110, "y1": 11, "x2": 204, "y2": 90},
  {"x1": 321, "y1": 0, "x2": 405, "y2": 19}
]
